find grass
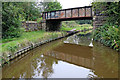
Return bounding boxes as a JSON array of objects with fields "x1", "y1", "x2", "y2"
[
  {"x1": 0, "y1": 38, "x2": 18, "y2": 43},
  {"x1": 0, "y1": 23, "x2": 93, "y2": 63},
  {"x1": 0, "y1": 30, "x2": 66, "y2": 57},
  {"x1": 78, "y1": 30, "x2": 93, "y2": 34},
  {"x1": 60, "y1": 24, "x2": 93, "y2": 31}
]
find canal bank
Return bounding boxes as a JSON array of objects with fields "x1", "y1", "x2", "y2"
[
  {"x1": 1, "y1": 31, "x2": 79, "y2": 66},
  {"x1": 1, "y1": 31, "x2": 119, "y2": 78}
]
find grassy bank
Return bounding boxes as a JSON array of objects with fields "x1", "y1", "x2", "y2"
[
  {"x1": 61, "y1": 24, "x2": 93, "y2": 31},
  {"x1": 0, "y1": 31, "x2": 67, "y2": 61},
  {"x1": 78, "y1": 30, "x2": 93, "y2": 35}
]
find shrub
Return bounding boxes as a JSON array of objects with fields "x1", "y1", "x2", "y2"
[
  {"x1": 93, "y1": 24, "x2": 120, "y2": 51},
  {"x1": 2, "y1": 3, "x2": 22, "y2": 39}
]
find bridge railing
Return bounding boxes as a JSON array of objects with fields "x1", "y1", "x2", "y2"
[{"x1": 42, "y1": 6, "x2": 93, "y2": 20}]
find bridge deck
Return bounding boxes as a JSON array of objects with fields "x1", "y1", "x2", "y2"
[{"x1": 42, "y1": 6, "x2": 93, "y2": 21}]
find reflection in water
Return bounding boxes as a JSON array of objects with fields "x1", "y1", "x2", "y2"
[
  {"x1": 44, "y1": 44, "x2": 94, "y2": 71},
  {"x1": 2, "y1": 39, "x2": 64, "y2": 78},
  {"x1": 31, "y1": 55, "x2": 58, "y2": 78},
  {"x1": 2, "y1": 33, "x2": 119, "y2": 78},
  {"x1": 64, "y1": 32, "x2": 92, "y2": 46},
  {"x1": 89, "y1": 42, "x2": 93, "y2": 47}
]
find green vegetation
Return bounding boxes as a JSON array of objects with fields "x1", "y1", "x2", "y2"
[
  {"x1": 2, "y1": 2, "x2": 41, "y2": 39},
  {"x1": 93, "y1": 24, "x2": 120, "y2": 51},
  {"x1": 92, "y1": 2, "x2": 120, "y2": 51},
  {"x1": 1, "y1": 31, "x2": 67, "y2": 57},
  {"x1": 76, "y1": 20, "x2": 92, "y2": 25},
  {"x1": 92, "y1": 2, "x2": 120, "y2": 25},
  {"x1": 2, "y1": 1, "x2": 62, "y2": 39},
  {"x1": 78, "y1": 30, "x2": 93, "y2": 35},
  {"x1": 1, "y1": 1, "x2": 63, "y2": 64},
  {"x1": 2, "y1": 2, "x2": 22, "y2": 39},
  {"x1": 61, "y1": 25, "x2": 92, "y2": 31},
  {"x1": 61, "y1": 21, "x2": 93, "y2": 31},
  {"x1": 40, "y1": 0, "x2": 62, "y2": 12}
]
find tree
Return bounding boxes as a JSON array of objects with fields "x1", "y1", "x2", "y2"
[
  {"x1": 2, "y1": 2, "x2": 42, "y2": 38},
  {"x1": 19, "y1": 2, "x2": 41, "y2": 21},
  {"x1": 92, "y1": 2, "x2": 120, "y2": 25},
  {"x1": 40, "y1": 0, "x2": 62, "y2": 12},
  {"x1": 2, "y1": 1, "x2": 62, "y2": 39},
  {"x1": 2, "y1": 2, "x2": 22, "y2": 38}
]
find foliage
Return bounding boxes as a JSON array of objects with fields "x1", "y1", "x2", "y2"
[
  {"x1": 19, "y1": 2, "x2": 41, "y2": 21},
  {"x1": 37, "y1": 17, "x2": 43, "y2": 23},
  {"x1": 61, "y1": 25, "x2": 92, "y2": 31},
  {"x1": 2, "y1": 2, "x2": 40, "y2": 39},
  {"x1": 92, "y1": 2, "x2": 120, "y2": 25},
  {"x1": 76, "y1": 20, "x2": 92, "y2": 25},
  {"x1": 62, "y1": 21, "x2": 80, "y2": 28},
  {"x1": 2, "y1": 2, "x2": 22, "y2": 39},
  {"x1": 93, "y1": 24, "x2": 120, "y2": 51},
  {"x1": 2, "y1": 1, "x2": 62, "y2": 39},
  {"x1": 1, "y1": 30, "x2": 67, "y2": 64},
  {"x1": 106, "y1": 2, "x2": 120, "y2": 25},
  {"x1": 92, "y1": 2, "x2": 120, "y2": 51},
  {"x1": 40, "y1": 0, "x2": 62, "y2": 12},
  {"x1": 1, "y1": 31, "x2": 67, "y2": 56},
  {"x1": 61, "y1": 21, "x2": 93, "y2": 31}
]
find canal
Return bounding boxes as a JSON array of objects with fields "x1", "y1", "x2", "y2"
[{"x1": 2, "y1": 32, "x2": 118, "y2": 78}]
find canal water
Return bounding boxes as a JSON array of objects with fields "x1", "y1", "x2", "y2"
[{"x1": 2, "y1": 32, "x2": 119, "y2": 78}]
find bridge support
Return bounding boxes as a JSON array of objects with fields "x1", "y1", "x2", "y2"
[
  {"x1": 46, "y1": 20, "x2": 61, "y2": 31},
  {"x1": 93, "y1": 6, "x2": 107, "y2": 29}
]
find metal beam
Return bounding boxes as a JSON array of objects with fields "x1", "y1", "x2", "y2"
[{"x1": 43, "y1": 6, "x2": 93, "y2": 21}]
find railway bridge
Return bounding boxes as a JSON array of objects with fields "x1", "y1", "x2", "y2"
[
  {"x1": 43, "y1": 6, "x2": 93, "y2": 21},
  {"x1": 42, "y1": 6, "x2": 94, "y2": 31},
  {"x1": 42, "y1": 6, "x2": 104, "y2": 31}
]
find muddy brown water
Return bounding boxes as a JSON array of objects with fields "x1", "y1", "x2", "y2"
[{"x1": 2, "y1": 33, "x2": 119, "y2": 78}]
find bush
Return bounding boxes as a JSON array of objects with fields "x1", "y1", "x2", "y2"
[
  {"x1": 2, "y1": 2, "x2": 42, "y2": 39},
  {"x1": 92, "y1": 2, "x2": 120, "y2": 51},
  {"x1": 93, "y1": 24, "x2": 120, "y2": 51},
  {"x1": 2, "y1": 3, "x2": 22, "y2": 39}
]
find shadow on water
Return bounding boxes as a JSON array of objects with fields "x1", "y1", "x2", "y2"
[{"x1": 2, "y1": 31, "x2": 119, "y2": 78}]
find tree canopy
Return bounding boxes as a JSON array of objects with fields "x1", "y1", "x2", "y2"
[
  {"x1": 92, "y1": 2, "x2": 120, "y2": 25},
  {"x1": 40, "y1": 0, "x2": 62, "y2": 12},
  {"x1": 2, "y1": 1, "x2": 62, "y2": 39}
]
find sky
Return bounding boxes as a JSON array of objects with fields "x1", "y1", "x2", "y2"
[{"x1": 57, "y1": 0, "x2": 93, "y2": 9}]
